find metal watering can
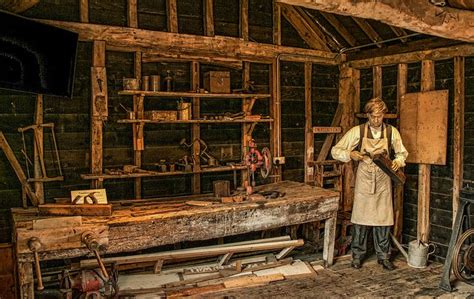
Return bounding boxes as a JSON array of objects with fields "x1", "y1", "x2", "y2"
[{"x1": 391, "y1": 234, "x2": 436, "y2": 268}]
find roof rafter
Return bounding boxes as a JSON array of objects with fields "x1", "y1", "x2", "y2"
[
  {"x1": 319, "y1": 12, "x2": 357, "y2": 47},
  {"x1": 351, "y1": 17, "x2": 383, "y2": 48}
]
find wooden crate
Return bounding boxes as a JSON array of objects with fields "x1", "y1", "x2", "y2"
[{"x1": 204, "y1": 71, "x2": 230, "y2": 93}]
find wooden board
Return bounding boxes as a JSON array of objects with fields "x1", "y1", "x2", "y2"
[
  {"x1": 38, "y1": 204, "x2": 112, "y2": 216},
  {"x1": 399, "y1": 90, "x2": 448, "y2": 165},
  {"x1": 32, "y1": 216, "x2": 82, "y2": 230}
]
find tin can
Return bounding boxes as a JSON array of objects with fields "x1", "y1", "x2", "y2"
[
  {"x1": 178, "y1": 102, "x2": 192, "y2": 120},
  {"x1": 150, "y1": 75, "x2": 160, "y2": 91},
  {"x1": 142, "y1": 76, "x2": 150, "y2": 91}
]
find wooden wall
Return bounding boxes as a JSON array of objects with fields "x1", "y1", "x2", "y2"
[{"x1": 0, "y1": 1, "x2": 337, "y2": 242}]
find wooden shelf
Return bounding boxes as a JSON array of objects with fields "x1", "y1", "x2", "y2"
[
  {"x1": 117, "y1": 118, "x2": 273, "y2": 124},
  {"x1": 81, "y1": 165, "x2": 247, "y2": 180},
  {"x1": 117, "y1": 90, "x2": 271, "y2": 99}
]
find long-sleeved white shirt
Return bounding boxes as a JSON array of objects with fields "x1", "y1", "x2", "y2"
[{"x1": 331, "y1": 124, "x2": 408, "y2": 166}]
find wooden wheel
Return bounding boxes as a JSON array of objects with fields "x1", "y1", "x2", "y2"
[{"x1": 452, "y1": 228, "x2": 474, "y2": 283}]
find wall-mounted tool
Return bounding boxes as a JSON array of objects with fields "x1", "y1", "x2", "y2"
[
  {"x1": 180, "y1": 138, "x2": 219, "y2": 167},
  {"x1": 18, "y1": 123, "x2": 64, "y2": 183},
  {"x1": 28, "y1": 237, "x2": 44, "y2": 291},
  {"x1": 244, "y1": 139, "x2": 272, "y2": 194},
  {"x1": 81, "y1": 231, "x2": 109, "y2": 280}
]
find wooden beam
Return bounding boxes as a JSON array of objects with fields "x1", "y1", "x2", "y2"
[
  {"x1": 79, "y1": 0, "x2": 89, "y2": 23},
  {"x1": 389, "y1": 26, "x2": 408, "y2": 43},
  {"x1": 270, "y1": 60, "x2": 282, "y2": 182},
  {"x1": 317, "y1": 104, "x2": 343, "y2": 162},
  {"x1": 133, "y1": 53, "x2": 143, "y2": 198},
  {"x1": 143, "y1": 53, "x2": 242, "y2": 69},
  {"x1": 203, "y1": 0, "x2": 214, "y2": 36},
  {"x1": 417, "y1": 60, "x2": 434, "y2": 243},
  {"x1": 240, "y1": 0, "x2": 249, "y2": 41},
  {"x1": 242, "y1": 62, "x2": 251, "y2": 187},
  {"x1": 348, "y1": 44, "x2": 474, "y2": 69},
  {"x1": 304, "y1": 62, "x2": 313, "y2": 183},
  {"x1": 295, "y1": 7, "x2": 340, "y2": 51},
  {"x1": 273, "y1": 0, "x2": 281, "y2": 45},
  {"x1": 393, "y1": 63, "x2": 407, "y2": 242},
  {"x1": 319, "y1": 12, "x2": 356, "y2": 47},
  {"x1": 39, "y1": 20, "x2": 339, "y2": 65},
  {"x1": 34, "y1": 95, "x2": 44, "y2": 204},
  {"x1": 373, "y1": 65, "x2": 382, "y2": 98},
  {"x1": 351, "y1": 17, "x2": 383, "y2": 48},
  {"x1": 280, "y1": 4, "x2": 330, "y2": 51},
  {"x1": 452, "y1": 56, "x2": 464, "y2": 226},
  {"x1": 90, "y1": 40, "x2": 106, "y2": 189},
  {"x1": 191, "y1": 61, "x2": 201, "y2": 194},
  {"x1": 166, "y1": 0, "x2": 178, "y2": 33},
  {"x1": 127, "y1": 0, "x2": 138, "y2": 28},
  {"x1": 276, "y1": 0, "x2": 474, "y2": 42},
  {"x1": 0, "y1": 0, "x2": 39, "y2": 13}
]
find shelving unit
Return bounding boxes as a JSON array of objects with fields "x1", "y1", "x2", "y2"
[{"x1": 83, "y1": 84, "x2": 273, "y2": 198}]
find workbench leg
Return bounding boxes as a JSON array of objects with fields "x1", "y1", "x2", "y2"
[
  {"x1": 323, "y1": 215, "x2": 337, "y2": 267},
  {"x1": 18, "y1": 262, "x2": 34, "y2": 299}
]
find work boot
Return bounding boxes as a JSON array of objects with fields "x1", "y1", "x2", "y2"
[
  {"x1": 351, "y1": 258, "x2": 362, "y2": 269},
  {"x1": 378, "y1": 259, "x2": 395, "y2": 271}
]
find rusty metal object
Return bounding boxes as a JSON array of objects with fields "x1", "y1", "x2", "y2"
[
  {"x1": 452, "y1": 228, "x2": 474, "y2": 283},
  {"x1": 82, "y1": 231, "x2": 109, "y2": 280},
  {"x1": 150, "y1": 75, "x2": 160, "y2": 91},
  {"x1": 142, "y1": 75, "x2": 150, "y2": 91}
]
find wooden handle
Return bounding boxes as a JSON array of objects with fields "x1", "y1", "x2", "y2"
[
  {"x1": 93, "y1": 249, "x2": 109, "y2": 280},
  {"x1": 33, "y1": 251, "x2": 44, "y2": 291}
]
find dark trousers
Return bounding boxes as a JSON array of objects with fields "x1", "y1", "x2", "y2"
[{"x1": 351, "y1": 224, "x2": 391, "y2": 260}]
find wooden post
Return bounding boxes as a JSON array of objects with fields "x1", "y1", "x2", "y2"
[
  {"x1": 304, "y1": 62, "x2": 313, "y2": 183},
  {"x1": 90, "y1": 40, "x2": 106, "y2": 189},
  {"x1": 453, "y1": 56, "x2": 465, "y2": 226},
  {"x1": 394, "y1": 63, "x2": 407, "y2": 242},
  {"x1": 270, "y1": 59, "x2": 282, "y2": 182},
  {"x1": 323, "y1": 215, "x2": 337, "y2": 267},
  {"x1": 418, "y1": 60, "x2": 434, "y2": 243},
  {"x1": 339, "y1": 65, "x2": 360, "y2": 211},
  {"x1": 18, "y1": 262, "x2": 34, "y2": 299},
  {"x1": 34, "y1": 95, "x2": 44, "y2": 204},
  {"x1": 166, "y1": 0, "x2": 178, "y2": 33},
  {"x1": 191, "y1": 61, "x2": 201, "y2": 194},
  {"x1": 133, "y1": 53, "x2": 143, "y2": 198},
  {"x1": 273, "y1": 0, "x2": 281, "y2": 45},
  {"x1": 373, "y1": 65, "x2": 382, "y2": 98},
  {"x1": 203, "y1": 0, "x2": 214, "y2": 37},
  {"x1": 79, "y1": 0, "x2": 88, "y2": 23},
  {"x1": 127, "y1": 0, "x2": 138, "y2": 28},
  {"x1": 241, "y1": 62, "x2": 251, "y2": 187},
  {"x1": 240, "y1": 0, "x2": 249, "y2": 41}
]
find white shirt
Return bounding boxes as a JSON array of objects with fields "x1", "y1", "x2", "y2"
[{"x1": 331, "y1": 124, "x2": 408, "y2": 166}]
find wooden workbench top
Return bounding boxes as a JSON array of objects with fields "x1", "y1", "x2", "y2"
[{"x1": 12, "y1": 181, "x2": 339, "y2": 262}]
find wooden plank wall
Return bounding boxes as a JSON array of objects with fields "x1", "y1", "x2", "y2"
[{"x1": 0, "y1": 0, "x2": 337, "y2": 242}]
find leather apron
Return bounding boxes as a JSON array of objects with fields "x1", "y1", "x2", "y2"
[{"x1": 351, "y1": 124, "x2": 394, "y2": 226}]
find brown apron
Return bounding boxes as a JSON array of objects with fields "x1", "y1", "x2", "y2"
[{"x1": 351, "y1": 124, "x2": 394, "y2": 226}]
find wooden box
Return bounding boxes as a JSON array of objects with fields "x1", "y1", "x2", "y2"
[
  {"x1": 204, "y1": 71, "x2": 230, "y2": 93},
  {"x1": 145, "y1": 110, "x2": 178, "y2": 121}
]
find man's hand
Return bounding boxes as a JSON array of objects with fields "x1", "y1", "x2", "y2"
[
  {"x1": 391, "y1": 160, "x2": 402, "y2": 171},
  {"x1": 350, "y1": 151, "x2": 364, "y2": 161}
]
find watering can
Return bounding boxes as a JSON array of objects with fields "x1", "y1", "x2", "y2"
[{"x1": 391, "y1": 233, "x2": 436, "y2": 268}]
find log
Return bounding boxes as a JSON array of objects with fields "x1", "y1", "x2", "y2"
[{"x1": 276, "y1": 0, "x2": 474, "y2": 42}]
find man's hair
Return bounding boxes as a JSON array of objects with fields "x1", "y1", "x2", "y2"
[{"x1": 364, "y1": 97, "x2": 388, "y2": 114}]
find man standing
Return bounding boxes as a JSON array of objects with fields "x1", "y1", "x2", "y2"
[{"x1": 331, "y1": 97, "x2": 408, "y2": 270}]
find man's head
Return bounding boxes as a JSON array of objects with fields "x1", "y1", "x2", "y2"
[{"x1": 364, "y1": 97, "x2": 387, "y2": 129}]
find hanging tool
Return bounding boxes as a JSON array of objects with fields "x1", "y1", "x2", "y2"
[
  {"x1": 180, "y1": 138, "x2": 219, "y2": 167},
  {"x1": 28, "y1": 237, "x2": 44, "y2": 291}
]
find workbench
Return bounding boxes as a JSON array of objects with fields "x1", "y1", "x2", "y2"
[{"x1": 11, "y1": 181, "x2": 339, "y2": 298}]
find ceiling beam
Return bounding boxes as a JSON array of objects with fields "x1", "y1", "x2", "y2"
[
  {"x1": 38, "y1": 19, "x2": 340, "y2": 64},
  {"x1": 389, "y1": 26, "x2": 408, "y2": 43},
  {"x1": 280, "y1": 4, "x2": 331, "y2": 51},
  {"x1": 351, "y1": 17, "x2": 383, "y2": 48},
  {"x1": 276, "y1": 0, "x2": 474, "y2": 42},
  {"x1": 296, "y1": 7, "x2": 341, "y2": 51},
  {"x1": 0, "y1": 0, "x2": 39, "y2": 12},
  {"x1": 319, "y1": 12, "x2": 357, "y2": 47}
]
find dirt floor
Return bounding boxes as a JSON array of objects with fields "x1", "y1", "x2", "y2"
[{"x1": 201, "y1": 255, "x2": 474, "y2": 298}]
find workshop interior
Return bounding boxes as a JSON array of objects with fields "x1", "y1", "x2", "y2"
[{"x1": 0, "y1": 0, "x2": 473, "y2": 298}]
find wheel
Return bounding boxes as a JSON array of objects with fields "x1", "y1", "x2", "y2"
[
  {"x1": 452, "y1": 228, "x2": 474, "y2": 284},
  {"x1": 260, "y1": 147, "x2": 272, "y2": 179}
]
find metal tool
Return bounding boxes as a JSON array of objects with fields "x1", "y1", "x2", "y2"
[
  {"x1": 180, "y1": 138, "x2": 220, "y2": 167},
  {"x1": 244, "y1": 139, "x2": 272, "y2": 194},
  {"x1": 81, "y1": 232, "x2": 109, "y2": 280},
  {"x1": 28, "y1": 237, "x2": 44, "y2": 291},
  {"x1": 72, "y1": 192, "x2": 99, "y2": 205}
]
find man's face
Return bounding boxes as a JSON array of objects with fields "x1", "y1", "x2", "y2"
[{"x1": 368, "y1": 111, "x2": 384, "y2": 128}]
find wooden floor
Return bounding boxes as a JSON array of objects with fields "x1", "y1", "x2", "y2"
[{"x1": 201, "y1": 256, "x2": 474, "y2": 298}]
